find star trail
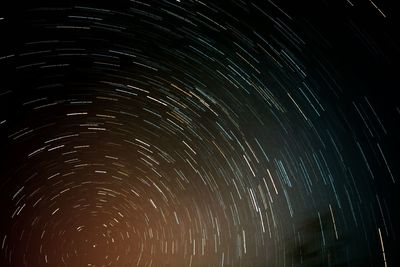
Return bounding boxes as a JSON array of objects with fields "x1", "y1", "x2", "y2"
[{"x1": 0, "y1": 0, "x2": 399, "y2": 266}]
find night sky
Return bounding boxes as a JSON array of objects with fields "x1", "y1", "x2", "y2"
[{"x1": 0, "y1": 0, "x2": 399, "y2": 266}]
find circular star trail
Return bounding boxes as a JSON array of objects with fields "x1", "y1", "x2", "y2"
[{"x1": 0, "y1": 0, "x2": 399, "y2": 266}]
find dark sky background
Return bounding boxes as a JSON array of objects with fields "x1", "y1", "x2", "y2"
[{"x1": 0, "y1": 0, "x2": 399, "y2": 266}]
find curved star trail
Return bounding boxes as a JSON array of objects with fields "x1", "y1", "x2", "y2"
[{"x1": 0, "y1": 0, "x2": 399, "y2": 266}]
